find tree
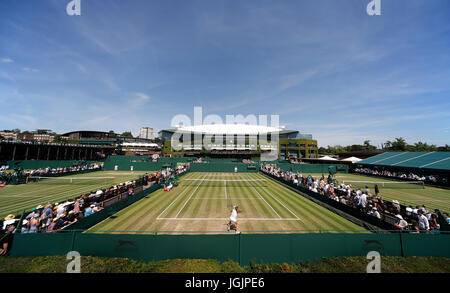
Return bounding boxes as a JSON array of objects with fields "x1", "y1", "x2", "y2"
[
  {"x1": 438, "y1": 144, "x2": 450, "y2": 152},
  {"x1": 389, "y1": 137, "x2": 408, "y2": 151},
  {"x1": 53, "y1": 134, "x2": 67, "y2": 143},
  {"x1": 121, "y1": 131, "x2": 133, "y2": 138},
  {"x1": 36, "y1": 129, "x2": 52, "y2": 134},
  {"x1": 318, "y1": 147, "x2": 328, "y2": 155},
  {"x1": 12, "y1": 128, "x2": 21, "y2": 134}
]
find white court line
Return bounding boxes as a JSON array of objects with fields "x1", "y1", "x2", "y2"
[
  {"x1": 224, "y1": 180, "x2": 227, "y2": 200},
  {"x1": 156, "y1": 177, "x2": 200, "y2": 219},
  {"x1": 241, "y1": 174, "x2": 282, "y2": 219},
  {"x1": 174, "y1": 175, "x2": 205, "y2": 218},
  {"x1": 259, "y1": 182, "x2": 301, "y2": 220},
  {"x1": 157, "y1": 217, "x2": 300, "y2": 221},
  {"x1": 192, "y1": 197, "x2": 262, "y2": 200}
]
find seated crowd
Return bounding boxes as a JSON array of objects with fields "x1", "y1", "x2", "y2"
[
  {"x1": 261, "y1": 164, "x2": 449, "y2": 233},
  {"x1": 0, "y1": 165, "x2": 191, "y2": 255},
  {"x1": 1, "y1": 177, "x2": 147, "y2": 235},
  {"x1": 354, "y1": 167, "x2": 447, "y2": 186},
  {"x1": 0, "y1": 174, "x2": 153, "y2": 257},
  {"x1": 0, "y1": 163, "x2": 103, "y2": 185},
  {"x1": 24, "y1": 163, "x2": 103, "y2": 177}
]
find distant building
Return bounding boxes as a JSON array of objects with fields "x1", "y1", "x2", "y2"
[
  {"x1": 61, "y1": 130, "x2": 162, "y2": 155},
  {"x1": 0, "y1": 132, "x2": 17, "y2": 140},
  {"x1": 139, "y1": 127, "x2": 155, "y2": 140},
  {"x1": 62, "y1": 130, "x2": 118, "y2": 145},
  {"x1": 33, "y1": 134, "x2": 55, "y2": 142},
  {"x1": 159, "y1": 124, "x2": 318, "y2": 159},
  {"x1": 17, "y1": 133, "x2": 34, "y2": 140}
]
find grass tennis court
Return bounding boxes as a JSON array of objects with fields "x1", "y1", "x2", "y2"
[
  {"x1": 89, "y1": 172, "x2": 365, "y2": 234},
  {"x1": 0, "y1": 171, "x2": 152, "y2": 218}
]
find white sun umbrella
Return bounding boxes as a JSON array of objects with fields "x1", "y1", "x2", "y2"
[
  {"x1": 318, "y1": 155, "x2": 338, "y2": 161},
  {"x1": 342, "y1": 156, "x2": 362, "y2": 163}
]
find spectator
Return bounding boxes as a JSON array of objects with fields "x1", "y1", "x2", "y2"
[
  {"x1": 395, "y1": 214, "x2": 408, "y2": 229},
  {"x1": 392, "y1": 200, "x2": 401, "y2": 214},
  {"x1": 3, "y1": 214, "x2": 17, "y2": 231},
  {"x1": 29, "y1": 213, "x2": 41, "y2": 233},
  {"x1": 444, "y1": 213, "x2": 450, "y2": 224},
  {"x1": 73, "y1": 199, "x2": 81, "y2": 215},
  {"x1": 374, "y1": 184, "x2": 379, "y2": 196},
  {"x1": 0, "y1": 225, "x2": 16, "y2": 255},
  {"x1": 418, "y1": 210, "x2": 430, "y2": 232},
  {"x1": 428, "y1": 209, "x2": 440, "y2": 230},
  {"x1": 84, "y1": 205, "x2": 95, "y2": 217},
  {"x1": 126, "y1": 186, "x2": 134, "y2": 198},
  {"x1": 369, "y1": 207, "x2": 381, "y2": 219}
]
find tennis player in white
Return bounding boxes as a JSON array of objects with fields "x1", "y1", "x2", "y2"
[{"x1": 227, "y1": 205, "x2": 240, "y2": 234}]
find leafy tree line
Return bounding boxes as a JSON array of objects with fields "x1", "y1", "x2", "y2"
[{"x1": 319, "y1": 138, "x2": 450, "y2": 155}]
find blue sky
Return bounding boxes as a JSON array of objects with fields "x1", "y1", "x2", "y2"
[{"x1": 1, "y1": 0, "x2": 449, "y2": 147}]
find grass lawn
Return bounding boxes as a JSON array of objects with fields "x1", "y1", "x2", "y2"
[
  {"x1": 1, "y1": 255, "x2": 448, "y2": 273},
  {"x1": 0, "y1": 171, "x2": 153, "y2": 218},
  {"x1": 89, "y1": 172, "x2": 365, "y2": 234}
]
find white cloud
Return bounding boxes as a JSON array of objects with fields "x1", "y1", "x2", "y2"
[
  {"x1": 23, "y1": 67, "x2": 39, "y2": 73},
  {"x1": 129, "y1": 92, "x2": 151, "y2": 107},
  {"x1": 1, "y1": 58, "x2": 14, "y2": 63}
]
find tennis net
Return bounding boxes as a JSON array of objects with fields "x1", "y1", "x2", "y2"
[
  {"x1": 182, "y1": 178, "x2": 267, "y2": 187},
  {"x1": 27, "y1": 176, "x2": 115, "y2": 185}
]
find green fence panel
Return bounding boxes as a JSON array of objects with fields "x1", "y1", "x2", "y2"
[
  {"x1": 401, "y1": 233, "x2": 450, "y2": 257},
  {"x1": 190, "y1": 163, "x2": 257, "y2": 173},
  {"x1": 10, "y1": 232, "x2": 449, "y2": 265},
  {"x1": 103, "y1": 156, "x2": 173, "y2": 171},
  {"x1": 240, "y1": 233, "x2": 403, "y2": 264},
  {"x1": 10, "y1": 232, "x2": 74, "y2": 257},
  {"x1": 73, "y1": 234, "x2": 239, "y2": 263}
]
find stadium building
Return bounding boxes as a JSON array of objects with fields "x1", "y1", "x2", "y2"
[
  {"x1": 159, "y1": 124, "x2": 318, "y2": 159},
  {"x1": 62, "y1": 130, "x2": 162, "y2": 156},
  {"x1": 139, "y1": 127, "x2": 156, "y2": 140}
]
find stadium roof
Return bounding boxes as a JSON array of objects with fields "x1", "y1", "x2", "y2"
[
  {"x1": 165, "y1": 124, "x2": 285, "y2": 135},
  {"x1": 121, "y1": 142, "x2": 159, "y2": 147},
  {"x1": 357, "y1": 152, "x2": 450, "y2": 171}
]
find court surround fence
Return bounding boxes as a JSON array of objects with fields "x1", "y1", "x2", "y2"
[{"x1": 9, "y1": 230, "x2": 450, "y2": 265}]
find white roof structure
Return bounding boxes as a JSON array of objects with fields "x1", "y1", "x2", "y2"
[
  {"x1": 175, "y1": 124, "x2": 284, "y2": 135},
  {"x1": 341, "y1": 156, "x2": 362, "y2": 163},
  {"x1": 121, "y1": 142, "x2": 159, "y2": 147},
  {"x1": 318, "y1": 155, "x2": 338, "y2": 161}
]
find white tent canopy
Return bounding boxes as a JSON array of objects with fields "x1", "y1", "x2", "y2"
[
  {"x1": 318, "y1": 155, "x2": 338, "y2": 161},
  {"x1": 342, "y1": 156, "x2": 362, "y2": 163}
]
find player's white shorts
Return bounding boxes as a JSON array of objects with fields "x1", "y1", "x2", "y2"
[{"x1": 229, "y1": 216, "x2": 237, "y2": 223}]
